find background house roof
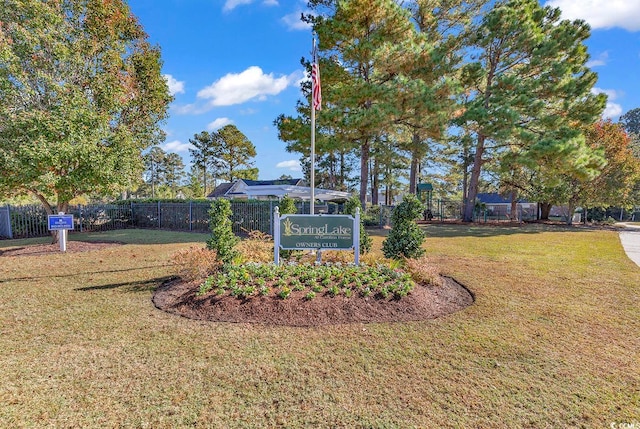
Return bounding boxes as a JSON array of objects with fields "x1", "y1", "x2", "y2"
[
  {"x1": 241, "y1": 179, "x2": 304, "y2": 186},
  {"x1": 207, "y1": 182, "x2": 234, "y2": 198},
  {"x1": 207, "y1": 179, "x2": 349, "y2": 202}
]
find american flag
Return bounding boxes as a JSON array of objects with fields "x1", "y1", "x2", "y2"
[{"x1": 312, "y1": 40, "x2": 321, "y2": 111}]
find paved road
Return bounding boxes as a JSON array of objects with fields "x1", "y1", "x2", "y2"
[{"x1": 619, "y1": 224, "x2": 640, "y2": 268}]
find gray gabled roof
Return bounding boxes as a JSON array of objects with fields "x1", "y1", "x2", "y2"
[
  {"x1": 207, "y1": 182, "x2": 234, "y2": 198},
  {"x1": 207, "y1": 179, "x2": 349, "y2": 201},
  {"x1": 207, "y1": 179, "x2": 305, "y2": 199}
]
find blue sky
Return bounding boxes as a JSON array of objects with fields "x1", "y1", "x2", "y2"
[{"x1": 126, "y1": 0, "x2": 640, "y2": 181}]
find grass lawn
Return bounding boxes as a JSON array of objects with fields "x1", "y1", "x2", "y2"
[{"x1": 1, "y1": 226, "x2": 638, "y2": 428}]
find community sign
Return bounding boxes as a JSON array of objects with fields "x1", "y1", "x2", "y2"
[{"x1": 278, "y1": 214, "x2": 354, "y2": 250}]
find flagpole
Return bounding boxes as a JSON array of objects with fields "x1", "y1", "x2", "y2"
[{"x1": 310, "y1": 37, "x2": 316, "y2": 216}]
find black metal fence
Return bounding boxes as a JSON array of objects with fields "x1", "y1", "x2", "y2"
[
  {"x1": 12, "y1": 199, "x2": 620, "y2": 240},
  {"x1": 0, "y1": 201, "x2": 305, "y2": 239}
]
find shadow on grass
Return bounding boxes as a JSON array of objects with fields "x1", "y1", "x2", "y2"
[
  {"x1": 0, "y1": 264, "x2": 172, "y2": 284},
  {"x1": 76, "y1": 275, "x2": 177, "y2": 293},
  {"x1": 72, "y1": 229, "x2": 209, "y2": 245},
  {"x1": 368, "y1": 222, "x2": 602, "y2": 239},
  {"x1": 0, "y1": 229, "x2": 209, "y2": 249}
]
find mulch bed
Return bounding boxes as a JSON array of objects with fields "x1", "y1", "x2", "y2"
[
  {"x1": 1, "y1": 241, "x2": 474, "y2": 325},
  {"x1": 0, "y1": 241, "x2": 122, "y2": 257},
  {"x1": 153, "y1": 276, "x2": 474, "y2": 327}
]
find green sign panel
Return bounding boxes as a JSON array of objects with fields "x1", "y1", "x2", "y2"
[{"x1": 279, "y1": 214, "x2": 354, "y2": 250}]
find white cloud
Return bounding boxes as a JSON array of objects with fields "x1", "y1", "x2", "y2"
[
  {"x1": 281, "y1": 10, "x2": 312, "y2": 31},
  {"x1": 197, "y1": 66, "x2": 296, "y2": 106},
  {"x1": 223, "y1": 0, "x2": 252, "y2": 12},
  {"x1": 592, "y1": 87, "x2": 619, "y2": 99},
  {"x1": 223, "y1": 0, "x2": 278, "y2": 12},
  {"x1": 591, "y1": 87, "x2": 623, "y2": 119},
  {"x1": 163, "y1": 74, "x2": 185, "y2": 96},
  {"x1": 240, "y1": 108, "x2": 258, "y2": 115},
  {"x1": 207, "y1": 117, "x2": 233, "y2": 130},
  {"x1": 172, "y1": 103, "x2": 208, "y2": 115},
  {"x1": 545, "y1": 0, "x2": 640, "y2": 31},
  {"x1": 602, "y1": 103, "x2": 623, "y2": 118},
  {"x1": 586, "y1": 51, "x2": 609, "y2": 68},
  {"x1": 276, "y1": 160, "x2": 302, "y2": 171},
  {"x1": 162, "y1": 140, "x2": 192, "y2": 153}
]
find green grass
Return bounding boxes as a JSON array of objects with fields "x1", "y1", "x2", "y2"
[{"x1": 1, "y1": 226, "x2": 639, "y2": 428}]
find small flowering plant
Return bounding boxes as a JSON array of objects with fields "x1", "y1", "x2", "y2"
[{"x1": 198, "y1": 261, "x2": 418, "y2": 300}]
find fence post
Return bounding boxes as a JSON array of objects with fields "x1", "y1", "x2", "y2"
[
  {"x1": 1, "y1": 205, "x2": 13, "y2": 239},
  {"x1": 79, "y1": 205, "x2": 83, "y2": 232},
  {"x1": 189, "y1": 201, "x2": 193, "y2": 231},
  {"x1": 9, "y1": 205, "x2": 13, "y2": 239},
  {"x1": 158, "y1": 201, "x2": 161, "y2": 229}
]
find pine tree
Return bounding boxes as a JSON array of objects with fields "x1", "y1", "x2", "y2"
[
  {"x1": 456, "y1": 0, "x2": 605, "y2": 221},
  {"x1": 308, "y1": 0, "x2": 417, "y2": 206},
  {"x1": 216, "y1": 125, "x2": 258, "y2": 182},
  {"x1": 189, "y1": 131, "x2": 221, "y2": 197}
]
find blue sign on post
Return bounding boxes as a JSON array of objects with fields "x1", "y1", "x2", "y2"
[{"x1": 48, "y1": 214, "x2": 74, "y2": 231}]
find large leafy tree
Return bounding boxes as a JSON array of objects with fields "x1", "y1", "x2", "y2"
[
  {"x1": 555, "y1": 121, "x2": 640, "y2": 222},
  {"x1": 456, "y1": 0, "x2": 605, "y2": 221},
  {"x1": 620, "y1": 108, "x2": 640, "y2": 136},
  {"x1": 0, "y1": 0, "x2": 171, "y2": 216}
]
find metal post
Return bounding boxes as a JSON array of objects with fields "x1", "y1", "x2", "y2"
[
  {"x1": 189, "y1": 201, "x2": 193, "y2": 231},
  {"x1": 58, "y1": 211, "x2": 67, "y2": 252},
  {"x1": 273, "y1": 206, "x2": 280, "y2": 265},
  {"x1": 310, "y1": 37, "x2": 317, "y2": 216},
  {"x1": 354, "y1": 208, "x2": 360, "y2": 265},
  {"x1": 158, "y1": 201, "x2": 161, "y2": 228}
]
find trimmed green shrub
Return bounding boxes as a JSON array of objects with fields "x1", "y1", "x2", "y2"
[
  {"x1": 344, "y1": 196, "x2": 372, "y2": 254},
  {"x1": 278, "y1": 194, "x2": 297, "y2": 215},
  {"x1": 207, "y1": 198, "x2": 239, "y2": 264},
  {"x1": 382, "y1": 194, "x2": 425, "y2": 259}
]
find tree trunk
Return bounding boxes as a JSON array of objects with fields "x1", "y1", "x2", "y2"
[
  {"x1": 339, "y1": 151, "x2": 346, "y2": 191},
  {"x1": 539, "y1": 202, "x2": 552, "y2": 220},
  {"x1": 202, "y1": 166, "x2": 207, "y2": 197},
  {"x1": 566, "y1": 203, "x2": 576, "y2": 225},
  {"x1": 359, "y1": 139, "x2": 370, "y2": 208},
  {"x1": 371, "y1": 156, "x2": 379, "y2": 206},
  {"x1": 463, "y1": 135, "x2": 486, "y2": 222},
  {"x1": 409, "y1": 133, "x2": 421, "y2": 194},
  {"x1": 510, "y1": 194, "x2": 518, "y2": 222},
  {"x1": 565, "y1": 195, "x2": 580, "y2": 225}
]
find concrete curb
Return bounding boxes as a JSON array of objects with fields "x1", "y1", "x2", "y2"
[{"x1": 619, "y1": 231, "x2": 640, "y2": 268}]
